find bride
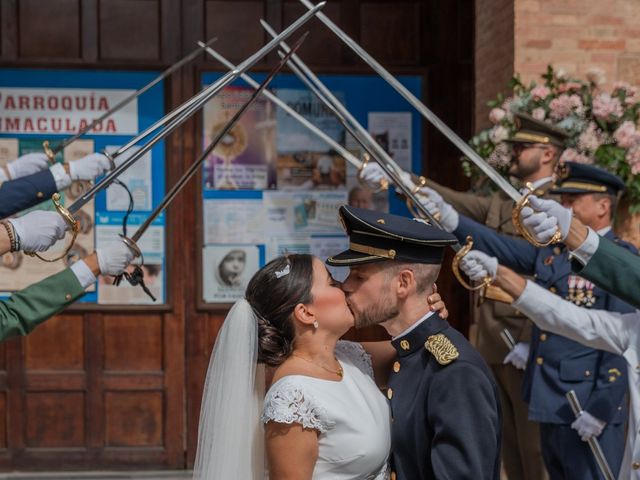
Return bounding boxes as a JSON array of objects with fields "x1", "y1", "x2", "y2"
[{"x1": 193, "y1": 253, "x2": 445, "y2": 479}]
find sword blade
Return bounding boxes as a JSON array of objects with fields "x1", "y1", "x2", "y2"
[
  {"x1": 130, "y1": 34, "x2": 309, "y2": 243},
  {"x1": 67, "y1": 4, "x2": 325, "y2": 214},
  {"x1": 51, "y1": 37, "x2": 218, "y2": 154},
  {"x1": 298, "y1": 0, "x2": 522, "y2": 203},
  {"x1": 198, "y1": 41, "x2": 362, "y2": 169},
  {"x1": 565, "y1": 390, "x2": 615, "y2": 480}
]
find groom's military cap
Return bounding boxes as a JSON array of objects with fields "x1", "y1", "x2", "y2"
[
  {"x1": 552, "y1": 161, "x2": 625, "y2": 195},
  {"x1": 326, "y1": 205, "x2": 458, "y2": 266},
  {"x1": 506, "y1": 112, "x2": 569, "y2": 147}
]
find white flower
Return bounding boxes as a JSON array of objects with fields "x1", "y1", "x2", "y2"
[
  {"x1": 531, "y1": 107, "x2": 546, "y2": 121},
  {"x1": 489, "y1": 108, "x2": 506, "y2": 124},
  {"x1": 490, "y1": 125, "x2": 509, "y2": 144}
]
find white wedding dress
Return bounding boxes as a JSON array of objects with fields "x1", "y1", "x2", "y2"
[{"x1": 262, "y1": 341, "x2": 391, "y2": 479}]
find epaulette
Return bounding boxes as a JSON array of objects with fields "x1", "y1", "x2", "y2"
[{"x1": 424, "y1": 333, "x2": 459, "y2": 365}]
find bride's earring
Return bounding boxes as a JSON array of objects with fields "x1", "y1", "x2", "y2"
[{"x1": 313, "y1": 320, "x2": 319, "y2": 329}]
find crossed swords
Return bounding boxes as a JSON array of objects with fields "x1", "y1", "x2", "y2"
[{"x1": 36, "y1": 1, "x2": 556, "y2": 297}]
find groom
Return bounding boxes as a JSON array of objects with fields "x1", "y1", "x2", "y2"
[{"x1": 328, "y1": 205, "x2": 501, "y2": 480}]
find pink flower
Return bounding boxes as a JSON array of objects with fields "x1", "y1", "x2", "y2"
[
  {"x1": 501, "y1": 98, "x2": 515, "y2": 121},
  {"x1": 613, "y1": 121, "x2": 640, "y2": 149},
  {"x1": 613, "y1": 81, "x2": 632, "y2": 92},
  {"x1": 531, "y1": 86, "x2": 551, "y2": 100},
  {"x1": 559, "y1": 148, "x2": 578, "y2": 163},
  {"x1": 592, "y1": 93, "x2": 623, "y2": 120},
  {"x1": 531, "y1": 107, "x2": 546, "y2": 121},
  {"x1": 574, "y1": 153, "x2": 594, "y2": 164},
  {"x1": 578, "y1": 122, "x2": 604, "y2": 153},
  {"x1": 557, "y1": 82, "x2": 583, "y2": 93},
  {"x1": 549, "y1": 94, "x2": 583, "y2": 120},
  {"x1": 488, "y1": 142, "x2": 511, "y2": 168},
  {"x1": 490, "y1": 125, "x2": 509, "y2": 144},
  {"x1": 626, "y1": 145, "x2": 640, "y2": 174},
  {"x1": 489, "y1": 108, "x2": 506, "y2": 124}
]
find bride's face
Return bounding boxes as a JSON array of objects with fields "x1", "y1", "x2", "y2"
[{"x1": 307, "y1": 257, "x2": 354, "y2": 333}]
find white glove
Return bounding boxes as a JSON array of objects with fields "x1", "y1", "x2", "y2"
[
  {"x1": 6, "y1": 153, "x2": 50, "y2": 180},
  {"x1": 521, "y1": 196, "x2": 572, "y2": 242},
  {"x1": 459, "y1": 250, "x2": 498, "y2": 281},
  {"x1": 359, "y1": 162, "x2": 414, "y2": 191},
  {"x1": 69, "y1": 153, "x2": 111, "y2": 181},
  {"x1": 503, "y1": 342, "x2": 530, "y2": 370},
  {"x1": 96, "y1": 240, "x2": 138, "y2": 276},
  {"x1": 571, "y1": 411, "x2": 606, "y2": 442},
  {"x1": 8, "y1": 210, "x2": 69, "y2": 252},
  {"x1": 415, "y1": 186, "x2": 459, "y2": 232}
]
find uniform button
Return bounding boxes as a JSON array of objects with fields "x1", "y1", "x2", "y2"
[
  {"x1": 618, "y1": 406, "x2": 623, "y2": 411},
  {"x1": 553, "y1": 247, "x2": 562, "y2": 255},
  {"x1": 36, "y1": 191, "x2": 44, "y2": 198},
  {"x1": 400, "y1": 340, "x2": 410, "y2": 351},
  {"x1": 539, "y1": 333, "x2": 547, "y2": 341},
  {"x1": 536, "y1": 357, "x2": 544, "y2": 365},
  {"x1": 391, "y1": 472, "x2": 397, "y2": 480},
  {"x1": 549, "y1": 287, "x2": 557, "y2": 293},
  {"x1": 585, "y1": 370, "x2": 591, "y2": 377},
  {"x1": 633, "y1": 461, "x2": 640, "y2": 470},
  {"x1": 65, "y1": 293, "x2": 72, "y2": 301},
  {"x1": 393, "y1": 361, "x2": 401, "y2": 373},
  {"x1": 387, "y1": 388, "x2": 393, "y2": 400}
]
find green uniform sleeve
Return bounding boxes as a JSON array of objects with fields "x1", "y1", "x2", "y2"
[
  {"x1": 574, "y1": 235, "x2": 640, "y2": 310},
  {"x1": 426, "y1": 179, "x2": 491, "y2": 223},
  {"x1": 0, "y1": 268, "x2": 85, "y2": 341}
]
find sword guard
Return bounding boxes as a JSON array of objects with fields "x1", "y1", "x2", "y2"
[
  {"x1": 103, "y1": 150, "x2": 117, "y2": 171},
  {"x1": 405, "y1": 175, "x2": 441, "y2": 222},
  {"x1": 356, "y1": 153, "x2": 389, "y2": 193},
  {"x1": 24, "y1": 193, "x2": 80, "y2": 263},
  {"x1": 512, "y1": 182, "x2": 562, "y2": 247},
  {"x1": 42, "y1": 140, "x2": 57, "y2": 165},
  {"x1": 113, "y1": 237, "x2": 156, "y2": 302},
  {"x1": 451, "y1": 235, "x2": 493, "y2": 292}
]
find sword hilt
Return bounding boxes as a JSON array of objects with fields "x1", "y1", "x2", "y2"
[
  {"x1": 512, "y1": 182, "x2": 562, "y2": 247},
  {"x1": 404, "y1": 175, "x2": 442, "y2": 223},
  {"x1": 24, "y1": 193, "x2": 80, "y2": 263},
  {"x1": 356, "y1": 153, "x2": 389, "y2": 193},
  {"x1": 42, "y1": 141, "x2": 57, "y2": 165},
  {"x1": 451, "y1": 235, "x2": 493, "y2": 292}
]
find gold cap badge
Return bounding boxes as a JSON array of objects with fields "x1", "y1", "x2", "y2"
[{"x1": 425, "y1": 333, "x2": 459, "y2": 365}]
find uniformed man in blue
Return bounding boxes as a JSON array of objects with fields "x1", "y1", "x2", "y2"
[
  {"x1": 327, "y1": 205, "x2": 501, "y2": 480},
  {"x1": 0, "y1": 152, "x2": 111, "y2": 219},
  {"x1": 421, "y1": 162, "x2": 633, "y2": 479}
]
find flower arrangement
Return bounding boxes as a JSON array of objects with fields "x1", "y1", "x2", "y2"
[{"x1": 467, "y1": 65, "x2": 640, "y2": 212}]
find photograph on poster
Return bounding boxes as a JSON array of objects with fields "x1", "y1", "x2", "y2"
[
  {"x1": 367, "y1": 112, "x2": 412, "y2": 172},
  {"x1": 202, "y1": 86, "x2": 277, "y2": 190},
  {"x1": 202, "y1": 245, "x2": 261, "y2": 303},
  {"x1": 276, "y1": 151, "x2": 346, "y2": 190},
  {"x1": 263, "y1": 191, "x2": 347, "y2": 235}
]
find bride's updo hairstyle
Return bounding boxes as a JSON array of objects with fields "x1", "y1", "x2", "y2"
[{"x1": 245, "y1": 254, "x2": 314, "y2": 367}]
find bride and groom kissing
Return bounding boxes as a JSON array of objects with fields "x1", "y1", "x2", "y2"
[{"x1": 193, "y1": 205, "x2": 501, "y2": 480}]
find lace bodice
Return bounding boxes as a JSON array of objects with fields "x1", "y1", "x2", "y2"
[{"x1": 262, "y1": 341, "x2": 391, "y2": 480}]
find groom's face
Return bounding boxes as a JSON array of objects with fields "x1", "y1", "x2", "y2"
[{"x1": 341, "y1": 262, "x2": 399, "y2": 329}]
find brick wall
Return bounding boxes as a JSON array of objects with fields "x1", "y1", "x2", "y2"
[
  {"x1": 474, "y1": 0, "x2": 514, "y2": 130},
  {"x1": 515, "y1": 0, "x2": 640, "y2": 87},
  {"x1": 475, "y1": 0, "x2": 640, "y2": 129}
]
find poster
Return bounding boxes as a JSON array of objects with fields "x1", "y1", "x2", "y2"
[
  {"x1": 105, "y1": 145, "x2": 153, "y2": 211},
  {"x1": 262, "y1": 191, "x2": 346, "y2": 235},
  {"x1": 202, "y1": 245, "x2": 262, "y2": 303},
  {"x1": 0, "y1": 69, "x2": 167, "y2": 305},
  {"x1": 202, "y1": 86, "x2": 277, "y2": 190},
  {"x1": 202, "y1": 195, "x2": 265, "y2": 245}
]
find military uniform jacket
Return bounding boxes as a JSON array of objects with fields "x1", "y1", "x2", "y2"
[
  {"x1": 455, "y1": 215, "x2": 633, "y2": 424},
  {"x1": 0, "y1": 169, "x2": 57, "y2": 219},
  {"x1": 574, "y1": 233, "x2": 640, "y2": 310},
  {"x1": 0, "y1": 268, "x2": 85, "y2": 341},
  {"x1": 388, "y1": 313, "x2": 501, "y2": 480},
  {"x1": 427, "y1": 179, "x2": 555, "y2": 364}
]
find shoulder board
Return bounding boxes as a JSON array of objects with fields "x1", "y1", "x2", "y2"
[{"x1": 424, "y1": 333, "x2": 459, "y2": 365}]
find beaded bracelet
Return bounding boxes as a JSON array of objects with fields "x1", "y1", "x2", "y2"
[{"x1": 0, "y1": 221, "x2": 19, "y2": 252}]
